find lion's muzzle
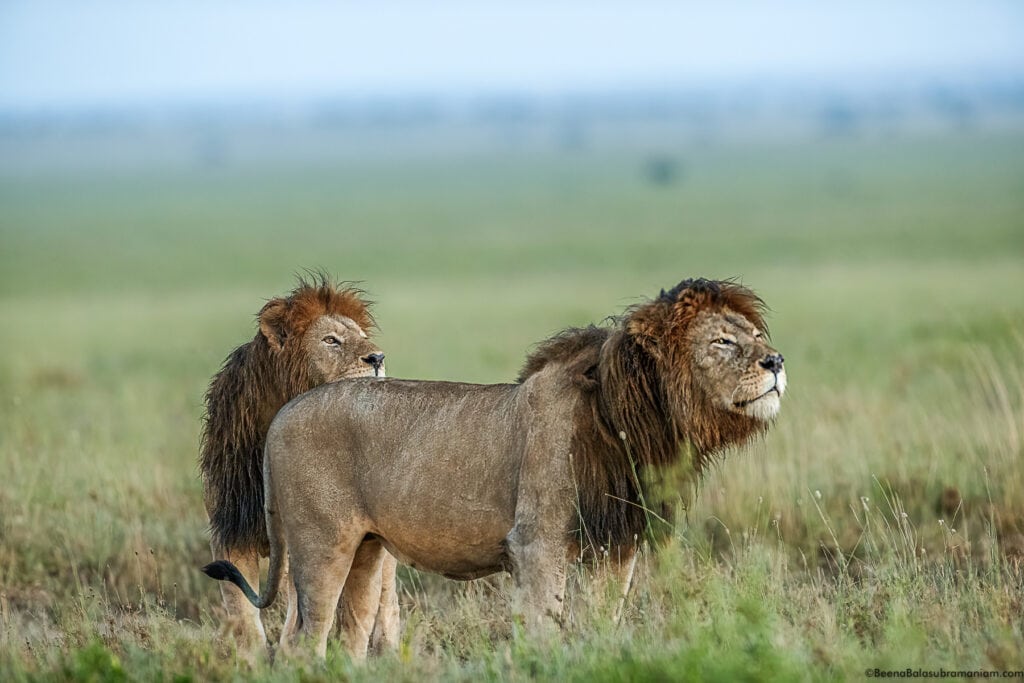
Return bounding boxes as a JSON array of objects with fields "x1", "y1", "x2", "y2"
[{"x1": 362, "y1": 353, "x2": 386, "y2": 376}]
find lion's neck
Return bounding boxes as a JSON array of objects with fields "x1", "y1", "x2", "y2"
[
  {"x1": 200, "y1": 336, "x2": 296, "y2": 554},
  {"x1": 203, "y1": 338, "x2": 291, "y2": 458},
  {"x1": 568, "y1": 333, "x2": 680, "y2": 554},
  {"x1": 597, "y1": 332, "x2": 682, "y2": 469}
]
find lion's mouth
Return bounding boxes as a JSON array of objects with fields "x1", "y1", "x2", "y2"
[
  {"x1": 733, "y1": 385, "x2": 780, "y2": 409},
  {"x1": 348, "y1": 367, "x2": 384, "y2": 379}
]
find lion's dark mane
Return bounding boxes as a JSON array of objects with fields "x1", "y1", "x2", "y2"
[
  {"x1": 199, "y1": 275, "x2": 374, "y2": 554},
  {"x1": 519, "y1": 278, "x2": 769, "y2": 555}
]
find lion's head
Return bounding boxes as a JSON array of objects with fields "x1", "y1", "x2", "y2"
[
  {"x1": 522, "y1": 277, "x2": 786, "y2": 553},
  {"x1": 257, "y1": 280, "x2": 385, "y2": 388},
  {"x1": 200, "y1": 275, "x2": 384, "y2": 554},
  {"x1": 625, "y1": 277, "x2": 786, "y2": 428}
]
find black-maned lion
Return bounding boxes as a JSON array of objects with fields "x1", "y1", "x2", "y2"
[
  {"x1": 203, "y1": 278, "x2": 787, "y2": 660},
  {"x1": 198, "y1": 275, "x2": 398, "y2": 653}
]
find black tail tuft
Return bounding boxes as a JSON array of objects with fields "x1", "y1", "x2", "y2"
[
  {"x1": 200, "y1": 560, "x2": 262, "y2": 606},
  {"x1": 201, "y1": 560, "x2": 239, "y2": 582}
]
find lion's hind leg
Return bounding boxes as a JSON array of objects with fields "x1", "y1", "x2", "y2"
[
  {"x1": 281, "y1": 532, "x2": 363, "y2": 661},
  {"x1": 338, "y1": 537, "x2": 389, "y2": 660},
  {"x1": 369, "y1": 552, "x2": 400, "y2": 653}
]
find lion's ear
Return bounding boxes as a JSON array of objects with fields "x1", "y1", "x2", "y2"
[
  {"x1": 573, "y1": 363, "x2": 600, "y2": 392},
  {"x1": 626, "y1": 303, "x2": 668, "y2": 356},
  {"x1": 258, "y1": 298, "x2": 290, "y2": 352},
  {"x1": 671, "y1": 288, "x2": 712, "y2": 328}
]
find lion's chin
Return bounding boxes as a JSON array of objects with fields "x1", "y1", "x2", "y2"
[{"x1": 736, "y1": 390, "x2": 781, "y2": 421}]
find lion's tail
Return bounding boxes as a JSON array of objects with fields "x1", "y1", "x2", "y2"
[{"x1": 200, "y1": 457, "x2": 287, "y2": 610}]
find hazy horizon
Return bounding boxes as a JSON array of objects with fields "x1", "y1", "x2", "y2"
[{"x1": 2, "y1": 1, "x2": 1023, "y2": 112}]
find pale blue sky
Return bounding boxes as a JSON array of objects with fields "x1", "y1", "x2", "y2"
[{"x1": 2, "y1": 1, "x2": 1023, "y2": 109}]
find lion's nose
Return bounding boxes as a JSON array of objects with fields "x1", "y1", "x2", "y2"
[
  {"x1": 362, "y1": 352, "x2": 385, "y2": 372},
  {"x1": 759, "y1": 354, "x2": 784, "y2": 373}
]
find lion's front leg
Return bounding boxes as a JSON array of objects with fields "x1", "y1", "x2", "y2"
[
  {"x1": 506, "y1": 529, "x2": 569, "y2": 633},
  {"x1": 507, "y1": 428, "x2": 574, "y2": 633},
  {"x1": 586, "y1": 544, "x2": 639, "y2": 623},
  {"x1": 210, "y1": 541, "x2": 267, "y2": 654}
]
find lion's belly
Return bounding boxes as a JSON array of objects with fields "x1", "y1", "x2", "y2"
[
  {"x1": 365, "y1": 465, "x2": 518, "y2": 579},
  {"x1": 375, "y1": 528, "x2": 511, "y2": 580}
]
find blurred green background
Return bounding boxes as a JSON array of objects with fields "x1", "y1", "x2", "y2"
[{"x1": 4, "y1": 122, "x2": 1022, "y2": 387}]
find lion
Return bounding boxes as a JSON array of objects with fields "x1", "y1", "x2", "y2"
[
  {"x1": 198, "y1": 275, "x2": 399, "y2": 653},
  {"x1": 202, "y1": 278, "x2": 786, "y2": 660}
]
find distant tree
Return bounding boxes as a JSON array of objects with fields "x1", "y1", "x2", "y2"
[
  {"x1": 928, "y1": 88, "x2": 975, "y2": 130},
  {"x1": 819, "y1": 100, "x2": 859, "y2": 137},
  {"x1": 196, "y1": 132, "x2": 227, "y2": 168},
  {"x1": 643, "y1": 156, "x2": 683, "y2": 187}
]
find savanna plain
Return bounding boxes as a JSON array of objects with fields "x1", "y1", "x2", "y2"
[{"x1": 1, "y1": 127, "x2": 1023, "y2": 681}]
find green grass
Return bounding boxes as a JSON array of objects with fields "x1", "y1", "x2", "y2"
[{"x1": 1, "y1": 128, "x2": 1023, "y2": 680}]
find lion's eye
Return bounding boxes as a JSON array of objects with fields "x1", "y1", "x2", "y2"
[
  {"x1": 322, "y1": 335, "x2": 341, "y2": 345},
  {"x1": 713, "y1": 338, "x2": 735, "y2": 346}
]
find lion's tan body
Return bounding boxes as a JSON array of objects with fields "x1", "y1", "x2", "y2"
[
  {"x1": 276, "y1": 375, "x2": 571, "y2": 574},
  {"x1": 203, "y1": 278, "x2": 786, "y2": 660},
  {"x1": 198, "y1": 276, "x2": 399, "y2": 654}
]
